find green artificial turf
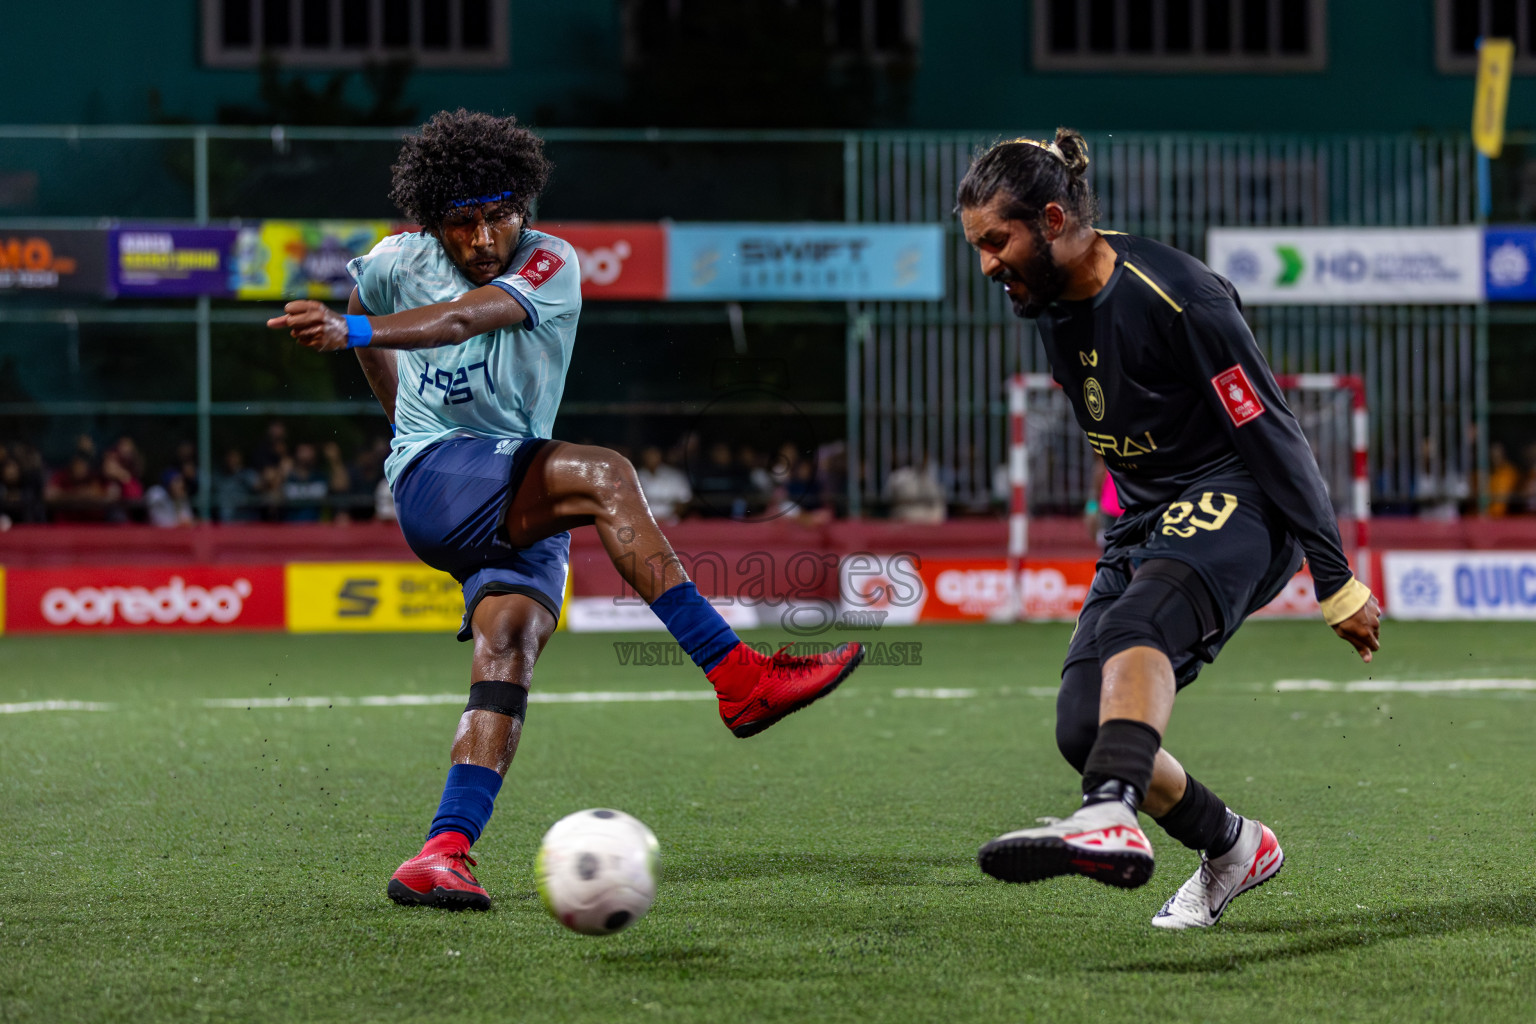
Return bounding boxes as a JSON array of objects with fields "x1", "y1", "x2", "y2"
[{"x1": 1, "y1": 621, "x2": 1533, "y2": 1023}]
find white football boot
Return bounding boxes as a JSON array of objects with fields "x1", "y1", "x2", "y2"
[
  {"x1": 1151, "y1": 817, "x2": 1283, "y2": 929},
  {"x1": 978, "y1": 800, "x2": 1154, "y2": 889}
]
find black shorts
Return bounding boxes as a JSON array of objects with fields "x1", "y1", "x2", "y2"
[{"x1": 1064, "y1": 470, "x2": 1304, "y2": 687}]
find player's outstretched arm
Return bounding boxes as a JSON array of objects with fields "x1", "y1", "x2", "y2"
[
  {"x1": 265, "y1": 284, "x2": 527, "y2": 354},
  {"x1": 1331, "y1": 593, "x2": 1381, "y2": 662},
  {"x1": 346, "y1": 288, "x2": 398, "y2": 422}
]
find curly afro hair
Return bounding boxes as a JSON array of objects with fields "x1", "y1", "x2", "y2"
[{"x1": 388, "y1": 109, "x2": 553, "y2": 232}]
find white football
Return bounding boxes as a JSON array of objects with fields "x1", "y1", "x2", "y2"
[{"x1": 535, "y1": 809, "x2": 659, "y2": 935}]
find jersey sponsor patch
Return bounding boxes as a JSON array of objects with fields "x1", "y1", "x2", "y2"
[
  {"x1": 1211, "y1": 365, "x2": 1266, "y2": 426},
  {"x1": 515, "y1": 248, "x2": 565, "y2": 289}
]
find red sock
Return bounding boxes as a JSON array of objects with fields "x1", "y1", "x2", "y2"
[
  {"x1": 422, "y1": 830, "x2": 471, "y2": 857},
  {"x1": 704, "y1": 641, "x2": 767, "y2": 700}
]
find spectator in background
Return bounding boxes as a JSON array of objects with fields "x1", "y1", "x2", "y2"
[
  {"x1": 1, "y1": 443, "x2": 47, "y2": 523},
  {"x1": 145, "y1": 470, "x2": 195, "y2": 528},
  {"x1": 214, "y1": 448, "x2": 260, "y2": 522},
  {"x1": 100, "y1": 445, "x2": 144, "y2": 522},
  {"x1": 45, "y1": 453, "x2": 110, "y2": 522},
  {"x1": 347, "y1": 437, "x2": 391, "y2": 521},
  {"x1": 281, "y1": 442, "x2": 329, "y2": 522},
  {"x1": 887, "y1": 455, "x2": 946, "y2": 524},
  {"x1": 693, "y1": 441, "x2": 748, "y2": 518},
  {"x1": 637, "y1": 446, "x2": 692, "y2": 523},
  {"x1": 112, "y1": 435, "x2": 145, "y2": 483},
  {"x1": 164, "y1": 440, "x2": 200, "y2": 502},
  {"x1": 1413, "y1": 436, "x2": 1466, "y2": 522},
  {"x1": 1487, "y1": 442, "x2": 1521, "y2": 518},
  {"x1": 253, "y1": 420, "x2": 290, "y2": 472},
  {"x1": 320, "y1": 441, "x2": 355, "y2": 521}
]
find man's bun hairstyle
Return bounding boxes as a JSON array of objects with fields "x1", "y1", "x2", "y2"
[
  {"x1": 389, "y1": 109, "x2": 553, "y2": 232},
  {"x1": 955, "y1": 126, "x2": 1099, "y2": 226}
]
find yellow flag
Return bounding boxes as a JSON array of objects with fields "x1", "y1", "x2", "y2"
[{"x1": 1474, "y1": 38, "x2": 1515, "y2": 158}]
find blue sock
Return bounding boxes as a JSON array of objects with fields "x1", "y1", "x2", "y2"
[
  {"x1": 427, "y1": 763, "x2": 503, "y2": 844},
  {"x1": 650, "y1": 581, "x2": 740, "y2": 672}
]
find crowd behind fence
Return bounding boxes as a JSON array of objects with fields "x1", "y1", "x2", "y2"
[{"x1": 0, "y1": 125, "x2": 1527, "y2": 524}]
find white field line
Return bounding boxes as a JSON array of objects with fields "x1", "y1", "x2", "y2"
[
  {"x1": 1273, "y1": 678, "x2": 1536, "y2": 693},
  {"x1": 7, "y1": 679, "x2": 1536, "y2": 716},
  {"x1": 0, "y1": 700, "x2": 116, "y2": 714}
]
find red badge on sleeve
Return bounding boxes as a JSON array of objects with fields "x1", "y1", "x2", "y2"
[
  {"x1": 1211, "y1": 365, "x2": 1266, "y2": 426},
  {"x1": 515, "y1": 248, "x2": 565, "y2": 289}
]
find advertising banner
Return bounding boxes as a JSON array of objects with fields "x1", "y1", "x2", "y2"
[
  {"x1": 0, "y1": 229, "x2": 109, "y2": 295},
  {"x1": 235, "y1": 220, "x2": 397, "y2": 300},
  {"x1": 4, "y1": 565, "x2": 285, "y2": 632},
  {"x1": 109, "y1": 226, "x2": 238, "y2": 298},
  {"x1": 540, "y1": 223, "x2": 667, "y2": 300},
  {"x1": 1205, "y1": 227, "x2": 1484, "y2": 304},
  {"x1": 0, "y1": 566, "x2": 6, "y2": 636},
  {"x1": 667, "y1": 223, "x2": 945, "y2": 301},
  {"x1": 838, "y1": 555, "x2": 1096, "y2": 624},
  {"x1": 286, "y1": 562, "x2": 465, "y2": 632},
  {"x1": 1383, "y1": 551, "x2": 1536, "y2": 620},
  {"x1": 1483, "y1": 226, "x2": 1536, "y2": 301}
]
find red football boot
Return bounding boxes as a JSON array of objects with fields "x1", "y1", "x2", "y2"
[
  {"x1": 708, "y1": 641, "x2": 865, "y2": 738},
  {"x1": 387, "y1": 833, "x2": 491, "y2": 911}
]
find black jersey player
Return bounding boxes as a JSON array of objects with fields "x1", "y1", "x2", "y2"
[{"x1": 957, "y1": 130, "x2": 1381, "y2": 929}]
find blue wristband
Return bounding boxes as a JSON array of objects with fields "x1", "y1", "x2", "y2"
[{"x1": 344, "y1": 315, "x2": 374, "y2": 348}]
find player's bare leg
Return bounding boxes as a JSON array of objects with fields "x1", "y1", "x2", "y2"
[
  {"x1": 389, "y1": 594, "x2": 555, "y2": 910},
  {"x1": 503, "y1": 441, "x2": 863, "y2": 737}
]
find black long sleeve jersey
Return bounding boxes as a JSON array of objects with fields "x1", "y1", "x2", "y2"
[{"x1": 1035, "y1": 231, "x2": 1369, "y2": 625}]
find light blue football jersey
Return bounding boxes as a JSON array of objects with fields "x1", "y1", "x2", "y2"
[{"x1": 347, "y1": 228, "x2": 582, "y2": 486}]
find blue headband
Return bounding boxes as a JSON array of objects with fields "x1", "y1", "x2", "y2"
[{"x1": 446, "y1": 189, "x2": 516, "y2": 209}]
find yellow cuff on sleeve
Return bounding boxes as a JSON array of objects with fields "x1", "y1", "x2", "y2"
[{"x1": 1320, "y1": 577, "x2": 1372, "y2": 627}]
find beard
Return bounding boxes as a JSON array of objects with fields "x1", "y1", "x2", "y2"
[{"x1": 1001, "y1": 227, "x2": 1071, "y2": 319}]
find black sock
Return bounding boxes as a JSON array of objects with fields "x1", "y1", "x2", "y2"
[
  {"x1": 1081, "y1": 719, "x2": 1161, "y2": 809},
  {"x1": 1154, "y1": 772, "x2": 1243, "y2": 857}
]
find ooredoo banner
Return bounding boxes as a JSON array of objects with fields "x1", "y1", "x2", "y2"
[
  {"x1": 5, "y1": 566, "x2": 285, "y2": 632},
  {"x1": 540, "y1": 223, "x2": 666, "y2": 300}
]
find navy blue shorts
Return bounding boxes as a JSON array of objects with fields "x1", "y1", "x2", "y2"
[
  {"x1": 392, "y1": 436, "x2": 569, "y2": 642},
  {"x1": 1064, "y1": 470, "x2": 1303, "y2": 688}
]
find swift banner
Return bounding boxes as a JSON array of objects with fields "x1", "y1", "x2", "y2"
[
  {"x1": 539, "y1": 222, "x2": 666, "y2": 300},
  {"x1": 235, "y1": 220, "x2": 397, "y2": 300},
  {"x1": 667, "y1": 223, "x2": 945, "y2": 300},
  {"x1": 1383, "y1": 551, "x2": 1536, "y2": 620},
  {"x1": 1205, "y1": 227, "x2": 1485, "y2": 304},
  {"x1": 4, "y1": 565, "x2": 285, "y2": 632},
  {"x1": 109, "y1": 226, "x2": 238, "y2": 298}
]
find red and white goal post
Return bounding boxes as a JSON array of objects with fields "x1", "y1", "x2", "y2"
[{"x1": 1006, "y1": 372, "x2": 1369, "y2": 621}]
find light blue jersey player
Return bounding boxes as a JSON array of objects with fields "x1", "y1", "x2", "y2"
[{"x1": 266, "y1": 110, "x2": 863, "y2": 913}]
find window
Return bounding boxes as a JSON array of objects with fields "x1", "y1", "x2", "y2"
[
  {"x1": 624, "y1": 0, "x2": 921, "y2": 64},
  {"x1": 204, "y1": 0, "x2": 506, "y2": 68},
  {"x1": 1437, "y1": 0, "x2": 1536, "y2": 73},
  {"x1": 1034, "y1": 0, "x2": 1326, "y2": 71}
]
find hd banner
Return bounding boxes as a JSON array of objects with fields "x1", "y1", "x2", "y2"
[
  {"x1": 1205, "y1": 227, "x2": 1485, "y2": 304},
  {"x1": 109, "y1": 226, "x2": 238, "y2": 298},
  {"x1": 667, "y1": 223, "x2": 945, "y2": 301},
  {"x1": 1383, "y1": 551, "x2": 1536, "y2": 620},
  {"x1": 0, "y1": 229, "x2": 109, "y2": 295}
]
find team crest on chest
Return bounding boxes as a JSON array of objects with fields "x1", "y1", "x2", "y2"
[{"x1": 1083, "y1": 377, "x2": 1106, "y2": 421}]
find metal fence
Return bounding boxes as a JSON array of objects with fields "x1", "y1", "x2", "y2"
[
  {"x1": 0, "y1": 125, "x2": 1504, "y2": 519},
  {"x1": 850, "y1": 132, "x2": 1487, "y2": 515}
]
